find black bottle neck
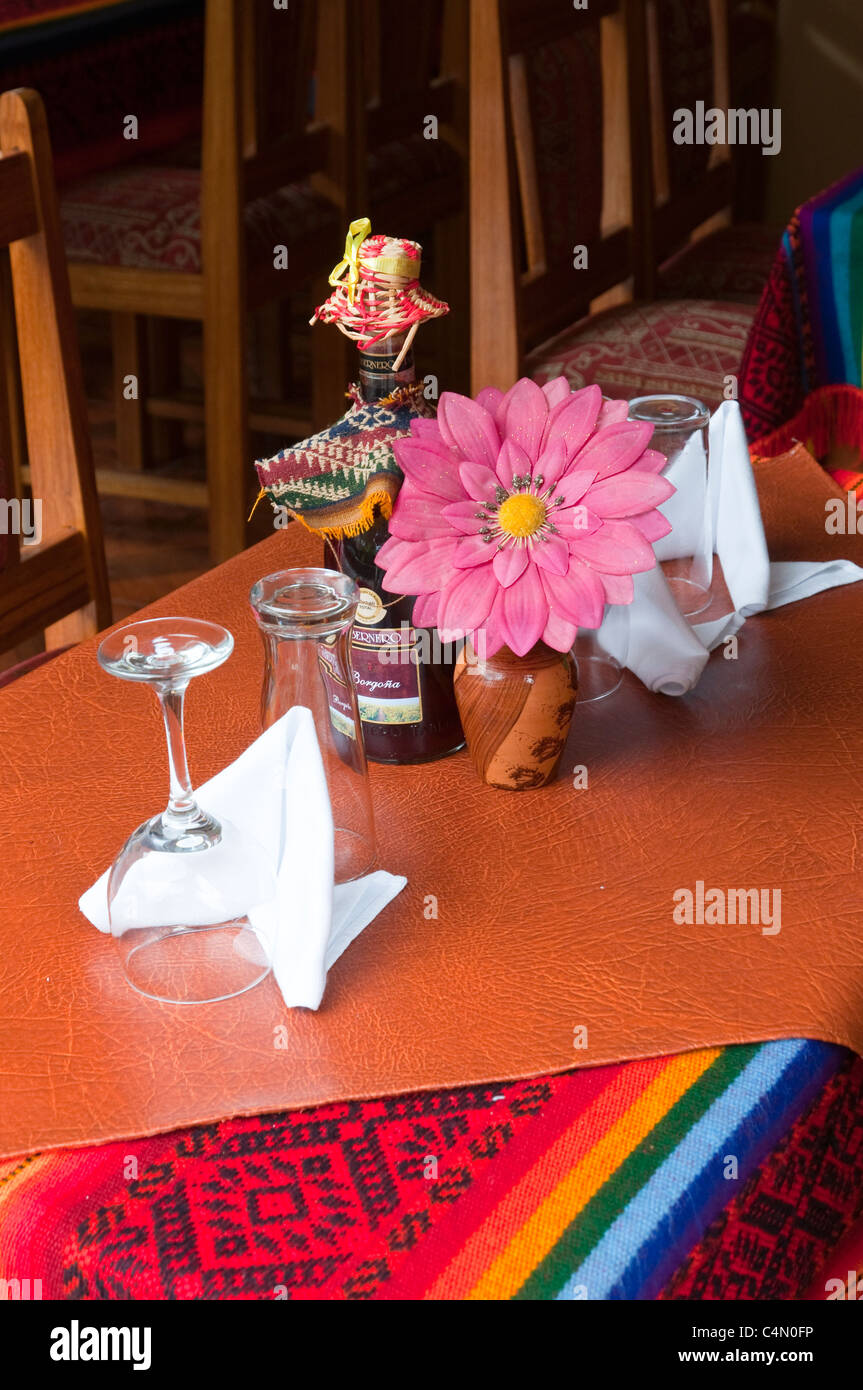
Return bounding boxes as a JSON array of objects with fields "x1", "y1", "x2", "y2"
[{"x1": 358, "y1": 334, "x2": 416, "y2": 402}]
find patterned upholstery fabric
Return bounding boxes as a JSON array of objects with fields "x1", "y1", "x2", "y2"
[
  {"x1": 61, "y1": 163, "x2": 339, "y2": 274},
  {"x1": 61, "y1": 136, "x2": 459, "y2": 275},
  {"x1": 657, "y1": 224, "x2": 779, "y2": 305},
  {"x1": 527, "y1": 299, "x2": 757, "y2": 411}
]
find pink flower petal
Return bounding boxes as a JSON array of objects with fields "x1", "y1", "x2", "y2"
[
  {"x1": 586, "y1": 472, "x2": 675, "y2": 518},
  {"x1": 476, "y1": 386, "x2": 504, "y2": 417},
  {"x1": 572, "y1": 421, "x2": 654, "y2": 481},
  {"x1": 632, "y1": 447, "x2": 670, "y2": 474},
  {"x1": 542, "y1": 385, "x2": 602, "y2": 459},
  {"x1": 388, "y1": 495, "x2": 453, "y2": 541},
  {"x1": 569, "y1": 519, "x2": 657, "y2": 574},
  {"x1": 471, "y1": 589, "x2": 508, "y2": 658},
  {"x1": 596, "y1": 398, "x2": 629, "y2": 429},
  {"x1": 500, "y1": 565, "x2": 548, "y2": 656},
  {"x1": 410, "y1": 418, "x2": 444, "y2": 442},
  {"x1": 437, "y1": 564, "x2": 499, "y2": 639},
  {"x1": 492, "y1": 545, "x2": 529, "y2": 588},
  {"x1": 532, "y1": 438, "x2": 568, "y2": 488},
  {"x1": 541, "y1": 562, "x2": 606, "y2": 629},
  {"x1": 412, "y1": 589, "x2": 441, "y2": 627},
  {"x1": 375, "y1": 534, "x2": 415, "y2": 567},
  {"x1": 442, "y1": 499, "x2": 491, "y2": 535},
  {"x1": 541, "y1": 609, "x2": 578, "y2": 653},
  {"x1": 599, "y1": 571, "x2": 634, "y2": 604},
  {"x1": 555, "y1": 504, "x2": 602, "y2": 537},
  {"x1": 499, "y1": 378, "x2": 548, "y2": 461},
  {"x1": 459, "y1": 461, "x2": 499, "y2": 504},
  {"x1": 530, "y1": 532, "x2": 570, "y2": 576},
  {"x1": 394, "y1": 438, "x2": 464, "y2": 500},
  {"x1": 552, "y1": 467, "x2": 597, "y2": 507},
  {"x1": 454, "y1": 535, "x2": 496, "y2": 568},
  {"x1": 438, "y1": 393, "x2": 501, "y2": 470},
  {"x1": 496, "y1": 438, "x2": 531, "y2": 490},
  {"x1": 379, "y1": 537, "x2": 459, "y2": 592},
  {"x1": 630, "y1": 510, "x2": 673, "y2": 543},
  {"x1": 541, "y1": 376, "x2": 570, "y2": 409}
]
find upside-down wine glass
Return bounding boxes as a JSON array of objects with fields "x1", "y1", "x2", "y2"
[{"x1": 98, "y1": 617, "x2": 276, "y2": 1004}]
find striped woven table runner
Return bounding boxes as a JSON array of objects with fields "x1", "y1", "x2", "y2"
[{"x1": 0, "y1": 1040, "x2": 857, "y2": 1300}]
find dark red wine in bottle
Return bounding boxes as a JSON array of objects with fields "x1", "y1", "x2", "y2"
[{"x1": 337, "y1": 336, "x2": 464, "y2": 764}]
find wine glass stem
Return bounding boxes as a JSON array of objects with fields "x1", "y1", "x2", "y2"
[{"x1": 156, "y1": 680, "x2": 199, "y2": 826}]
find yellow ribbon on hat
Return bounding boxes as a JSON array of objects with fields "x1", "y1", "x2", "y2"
[{"x1": 328, "y1": 217, "x2": 372, "y2": 304}]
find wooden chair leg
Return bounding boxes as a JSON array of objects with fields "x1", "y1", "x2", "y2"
[{"x1": 111, "y1": 311, "x2": 147, "y2": 472}]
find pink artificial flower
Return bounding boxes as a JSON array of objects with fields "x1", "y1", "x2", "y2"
[{"x1": 377, "y1": 377, "x2": 674, "y2": 657}]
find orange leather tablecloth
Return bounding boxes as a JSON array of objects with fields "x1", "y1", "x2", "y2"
[{"x1": 1, "y1": 445, "x2": 862, "y2": 1159}]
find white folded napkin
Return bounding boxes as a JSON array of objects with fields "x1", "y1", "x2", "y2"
[
  {"x1": 602, "y1": 400, "x2": 863, "y2": 696},
  {"x1": 79, "y1": 707, "x2": 406, "y2": 1009}
]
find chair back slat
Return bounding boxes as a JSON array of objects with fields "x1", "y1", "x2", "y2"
[
  {"x1": 0, "y1": 87, "x2": 110, "y2": 648},
  {"x1": 635, "y1": 0, "x2": 736, "y2": 284},
  {"x1": 470, "y1": 0, "x2": 634, "y2": 389}
]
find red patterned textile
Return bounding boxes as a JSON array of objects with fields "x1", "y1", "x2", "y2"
[
  {"x1": 60, "y1": 136, "x2": 459, "y2": 275},
  {"x1": 2, "y1": 1055, "x2": 861, "y2": 1301},
  {"x1": 657, "y1": 224, "x2": 778, "y2": 305},
  {"x1": 61, "y1": 163, "x2": 340, "y2": 274},
  {"x1": 0, "y1": 10, "x2": 204, "y2": 186},
  {"x1": 736, "y1": 232, "x2": 802, "y2": 440},
  {"x1": 661, "y1": 1054, "x2": 863, "y2": 1300},
  {"x1": 527, "y1": 299, "x2": 756, "y2": 411}
]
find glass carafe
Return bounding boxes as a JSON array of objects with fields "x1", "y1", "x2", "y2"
[{"x1": 249, "y1": 567, "x2": 376, "y2": 884}]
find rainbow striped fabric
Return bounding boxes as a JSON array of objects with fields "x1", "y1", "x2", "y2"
[
  {"x1": 0, "y1": 1039, "x2": 846, "y2": 1299},
  {"x1": 386, "y1": 1040, "x2": 843, "y2": 1299},
  {"x1": 793, "y1": 165, "x2": 863, "y2": 396}
]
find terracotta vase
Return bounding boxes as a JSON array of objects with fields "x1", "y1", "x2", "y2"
[{"x1": 453, "y1": 641, "x2": 578, "y2": 790}]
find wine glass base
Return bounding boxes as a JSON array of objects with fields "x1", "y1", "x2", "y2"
[
  {"x1": 576, "y1": 654, "x2": 623, "y2": 703},
  {"x1": 121, "y1": 922, "x2": 271, "y2": 1004},
  {"x1": 335, "y1": 828, "x2": 377, "y2": 884},
  {"x1": 664, "y1": 575, "x2": 713, "y2": 619}
]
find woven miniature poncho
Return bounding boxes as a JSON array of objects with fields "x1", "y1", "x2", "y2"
[{"x1": 254, "y1": 218, "x2": 448, "y2": 539}]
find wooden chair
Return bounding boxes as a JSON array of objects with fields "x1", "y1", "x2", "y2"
[
  {"x1": 0, "y1": 87, "x2": 111, "y2": 666},
  {"x1": 62, "y1": 0, "x2": 359, "y2": 562},
  {"x1": 470, "y1": 0, "x2": 642, "y2": 391},
  {"x1": 468, "y1": 0, "x2": 758, "y2": 408},
  {"x1": 631, "y1": 0, "x2": 778, "y2": 302}
]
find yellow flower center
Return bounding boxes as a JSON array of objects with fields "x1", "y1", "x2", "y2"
[{"x1": 497, "y1": 493, "x2": 547, "y2": 539}]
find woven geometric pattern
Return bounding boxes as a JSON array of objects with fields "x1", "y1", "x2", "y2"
[
  {"x1": 528, "y1": 299, "x2": 756, "y2": 411},
  {"x1": 662, "y1": 1052, "x2": 863, "y2": 1300},
  {"x1": 255, "y1": 386, "x2": 435, "y2": 536},
  {"x1": 61, "y1": 163, "x2": 339, "y2": 274},
  {"x1": 0, "y1": 1040, "x2": 854, "y2": 1301}
]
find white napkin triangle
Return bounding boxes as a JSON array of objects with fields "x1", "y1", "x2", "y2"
[
  {"x1": 598, "y1": 401, "x2": 863, "y2": 695},
  {"x1": 79, "y1": 707, "x2": 406, "y2": 1009}
]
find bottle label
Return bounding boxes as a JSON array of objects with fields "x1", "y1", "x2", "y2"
[
  {"x1": 317, "y1": 648, "x2": 358, "y2": 740},
  {"x1": 351, "y1": 627, "x2": 422, "y2": 724},
  {"x1": 355, "y1": 587, "x2": 386, "y2": 625}
]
